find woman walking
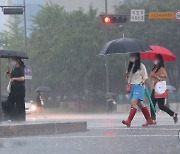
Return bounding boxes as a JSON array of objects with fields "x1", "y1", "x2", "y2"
[
  {"x1": 122, "y1": 53, "x2": 153, "y2": 127},
  {"x1": 6, "y1": 57, "x2": 26, "y2": 121},
  {"x1": 150, "y1": 54, "x2": 178, "y2": 124}
]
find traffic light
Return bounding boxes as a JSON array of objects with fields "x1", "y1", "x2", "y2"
[
  {"x1": 3, "y1": 7, "x2": 24, "y2": 15},
  {"x1": 103, "y1": 16, "x2": 111, "y2": 23},
  {"x1": 101, "y1": 15, "x2": 127, "y2": 24}
]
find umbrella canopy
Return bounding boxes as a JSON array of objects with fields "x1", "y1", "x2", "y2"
[
  {"x1": 140, "y1": 45, "x2": 176, "y2": 61},
  {"x1": 36, "y1": 86, "x2": 52, "y2": 92},
  {"x1": 166, "y1": 85, "x2": 176, "y2": 91},
  {"x1": 0, "y1": 50, "x2": 28, "y2": 59},
  {"x1": 99, "y1": 38, "x2": 151, "y2": 55}
]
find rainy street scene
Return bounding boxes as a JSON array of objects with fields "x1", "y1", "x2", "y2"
[{"x1": 0, "y1": 0, "x2": 180, "y2": 154}]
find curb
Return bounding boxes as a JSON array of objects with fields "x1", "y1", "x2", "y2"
[{"x1": 0, "y1": 121, "x2": 87, "y2": 137}]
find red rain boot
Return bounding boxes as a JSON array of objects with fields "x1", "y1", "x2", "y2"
[
  {"x1": 122, "y1": 107, "x2": 137, "y2": 127},
  {"x1": 141, "y1": 106, "x2": 153, "y2": 126}
]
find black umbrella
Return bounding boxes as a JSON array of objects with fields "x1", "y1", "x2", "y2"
[
  {"x1": 36, "y1": 86, "x2": 52, "y2": 92},
  {"x1": 0, "y1": 50, "x2": 28, "y2": 59},
  {"x1": 99, "y1": 38, "x2": 151, "y2": 55}
]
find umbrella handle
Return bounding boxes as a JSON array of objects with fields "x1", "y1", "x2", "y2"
[
  {"x1": 145, "y1": 88, "x2": 156, "y2": 113},
  {"x1": 125, "y1": 58, "x2": 127, "y2": 71}
]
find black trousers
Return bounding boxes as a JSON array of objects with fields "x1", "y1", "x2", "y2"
[
  {"x1": 107, "y1": 102, "x2": 113, "y2": 114},
  {"x1": 5, "y1": 86, "x2": 26, "y2": 121},
  {"x1": 150, "y1": 90, "x2": 174, "y2": 120}
]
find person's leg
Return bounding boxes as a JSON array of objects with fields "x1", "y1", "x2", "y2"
[
  {"x1": 107, "y1": 102, "x2": 111, "y2": 114},
  {"x1": 158, "y1": 98, "x2": 174, "y2": 116},
  {"x1": 6, "y1": 93, "x2": 16, "y2": 121},
  {"x1": 150, "y1": 90, "x2": 157, "y2": 121},
  {"x1": 122, "y1": 99, "x2": 138, "y2": 127},
  {"x1": 15, "y1": 87, "x2": 26, "y2": 122},
  {"x1": 157, "y1": 98, "x2": 178, "y2": 123},
  {"x1": 138, "y1": 101, "x2": 153, "y2": 126},
  {"x1": 3, "y1": 94, "x2": 13, "y2": 121},
  {"x1": 16, "y1": 95, "x2": 26, "y2": 121},
  {"x1": 107, "y1": 103, "x2": 110, "y2": 114}
]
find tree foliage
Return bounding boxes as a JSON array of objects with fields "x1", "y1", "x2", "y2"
[{"x1": 0, "y1": 1, "x2": 179, "y2": 103}]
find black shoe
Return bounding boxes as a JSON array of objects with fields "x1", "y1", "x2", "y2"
[
  {"x1": 173, "y1": 113, "x2": 178, "y2": 124},
  {"x1": 152, "y1": 120, "x2": 157, "y2": 125}
]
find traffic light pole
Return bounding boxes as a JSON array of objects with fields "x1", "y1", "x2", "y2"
[
  {"x1": 105, "y1": 0, "x2": 108, "y2": 13},
  {"x1": 105, "y1": 0, "x2": 110, "y2": 95},
  {"x1": 23, "y1": 0, "x2": 27, "y2": 52},
  {"x1": 0, "y1": 58, "x2": 2, "y2": 123}
]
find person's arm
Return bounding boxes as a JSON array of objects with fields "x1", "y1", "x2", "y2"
[
  {"x1": 11, "y1": 76, "x2": 25, "y2": 82},
  {"x1": 11, "y1": 67, "x2": 25, "y2": 82},
  {"x1": 150, "y1": 67, "x2": 167, "y2": 81},
  {"x1": 150, "y1": 71, "x2": 162, "y2": 81}
]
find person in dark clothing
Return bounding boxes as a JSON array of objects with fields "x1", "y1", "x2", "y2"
[
  {"x1": 150, "y1": 54, "x2": 178, "y2": 124},
  {"x1": 36, "y1": 92, "x2": 44, "y2": 107},
  {"x1": 6, "y1": 57, "x2": 26, "y2": 121},
  {"x1": 35, "y1": 92, "x2": 45, "y2": 116},
  {"x1": 107, "y1": 96, "x2": 114, "y2": 114}
]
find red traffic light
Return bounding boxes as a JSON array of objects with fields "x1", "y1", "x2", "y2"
[
  {"x1": 101, "y1": 14, "x2": 127, "y2": 24},
  {"x1": 103, "y1": 16, "x2": 111, "y2": 23}
]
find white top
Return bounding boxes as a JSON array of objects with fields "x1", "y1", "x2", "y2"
[{"x1": 128, "y1": 63, "x2": 148, "y2": 84}]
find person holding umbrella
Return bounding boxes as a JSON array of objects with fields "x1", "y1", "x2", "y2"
[
  {"x1": 6, "y1": 57, "x2": 26, "y2": 121},
  {"x1": 149, "y1": 54, "x2": 178, "y2": 124},
  {"x1": 107, "y1": 95, "x2": 116, "y2": 114},
  {"x1": 122, "y1": 53, "x2": 153, "y2": 127},
  {"x1": 35, "y1": 91, "x2": 45, "y2": 115}
]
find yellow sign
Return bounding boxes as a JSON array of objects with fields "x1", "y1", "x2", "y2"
[{"x1": 149, "y1": 12, "x2": 175, "y2": 19}]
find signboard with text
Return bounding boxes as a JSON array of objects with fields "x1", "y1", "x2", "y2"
[
  {"x1": 130, "y1": 9, "x2": 145, "y2": 22},
  {"x1": 149, "y1": 12, "x2": 175, "y2": 19}
]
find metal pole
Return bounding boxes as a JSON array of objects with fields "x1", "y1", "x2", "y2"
[
  {"x1": 23, "y1": 0, "x2": 27, "y2": 52},
  {"x1": 0, "y1": 58, "x2": 3, "y2": 122},
  {"x1": 105, "y1": 0, "x2": 109, "y2": 94},
  {"x1": 105, "y1": 0, "x2": 107, "y2": 14}
]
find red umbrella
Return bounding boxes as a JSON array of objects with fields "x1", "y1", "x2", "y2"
[{"x1": 140, "y1": 45, "x2": 176, "y2": 61}]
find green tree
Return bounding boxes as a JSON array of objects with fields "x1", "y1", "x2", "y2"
[
  {"x1": 115, "y1": 0, "x2": 180, "y2": 90},
  {"x1": 28, "y1": 3, "x2": 126, "y2": 104},
  {"x1": 0, "y1": 15, "x2": 25, "y2": 51},
  {"x1": 0, "y1": 15, "x2": 25, "y2": 94}
]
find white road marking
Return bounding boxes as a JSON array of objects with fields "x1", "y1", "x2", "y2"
[
  {"x1": 88, "y1": 126, "x2": 180, "y2": 131},
  {"x1": 0, "y1": 134, "x2": 178, "y2": 140}
]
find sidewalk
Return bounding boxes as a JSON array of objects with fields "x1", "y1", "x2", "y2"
[{"x1": 0, "y1": 120, "x2": 87, "y2": 137}]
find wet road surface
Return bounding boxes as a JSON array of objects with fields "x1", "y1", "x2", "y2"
[{"x1": 0, "y1": 113, "x2": 180, "y2": 154}]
